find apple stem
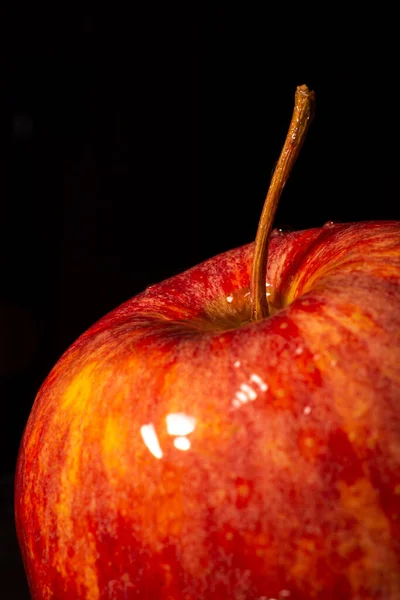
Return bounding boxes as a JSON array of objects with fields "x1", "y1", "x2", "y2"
[{"x1": 250, "y1": 84, "x2": 316, "y2": 321}]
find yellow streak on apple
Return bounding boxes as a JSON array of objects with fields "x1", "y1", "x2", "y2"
[
  {"x1": 102, "y1": 414, "x2": 130, "y2": 480},
  {"x1": 337, "y1": 479, "x2": 398, "y2": 590},
  {"x1": 54, "y1": 363, "x2": 102, "y2": 600}
]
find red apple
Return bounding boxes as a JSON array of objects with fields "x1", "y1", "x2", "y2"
[{"x1": 15, "y1": 87, "x2": 400, "y2": 599}]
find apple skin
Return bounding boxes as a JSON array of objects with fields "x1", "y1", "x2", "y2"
[{"x1": 14, "y1": 220, "x2": 400, "y2": 599}]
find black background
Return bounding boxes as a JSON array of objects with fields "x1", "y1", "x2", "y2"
[{"x1": 2, "y1": 5, "x2": 399, "y2": 598}]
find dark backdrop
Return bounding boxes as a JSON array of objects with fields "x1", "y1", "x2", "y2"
[{"x1": 2, "y1": 5, "x2": 399, "y2": 598}]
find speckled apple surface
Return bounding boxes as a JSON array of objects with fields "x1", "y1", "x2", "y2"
[{"x1": 15, "y1": 221, "x2": 400, "y2": 599}]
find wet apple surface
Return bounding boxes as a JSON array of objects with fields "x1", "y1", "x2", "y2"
[{"x1": 15, "y1": 221, "x2": 400, "y2": 599}]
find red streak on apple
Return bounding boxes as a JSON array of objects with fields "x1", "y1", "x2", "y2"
[{"x1": 15, "y1": 220, "x2": 400, "y2": 599}]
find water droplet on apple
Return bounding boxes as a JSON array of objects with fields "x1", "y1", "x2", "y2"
[
  {"x1": 250, "y1": 373, "x2": 268, "y2": 392},
  {"x1": 240, "y1": 383, "x2": 257, "y2": 400},
  {"x1": 271, "y1": 228, "x2": 282, "y2": 237},
  {"x1": 271, "y1": 226, "x2": 293, "y2": 237},
  {"x1": 235, "y1": 390, "x2": 248, "y2": 403},
  {"x1": 323, "y1": 220, "x2": 337, "y2": 227},
  {"x1": 232, "y1": 376, "x2": 264, "y2": 409},
  {"x1": 303, "y1": 406, "x2": 312, "y2": 415}
]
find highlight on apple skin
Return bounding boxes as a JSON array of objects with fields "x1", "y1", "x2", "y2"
[{"x1": 15, "y1": 219, "x2": 400, "y2": 599}]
